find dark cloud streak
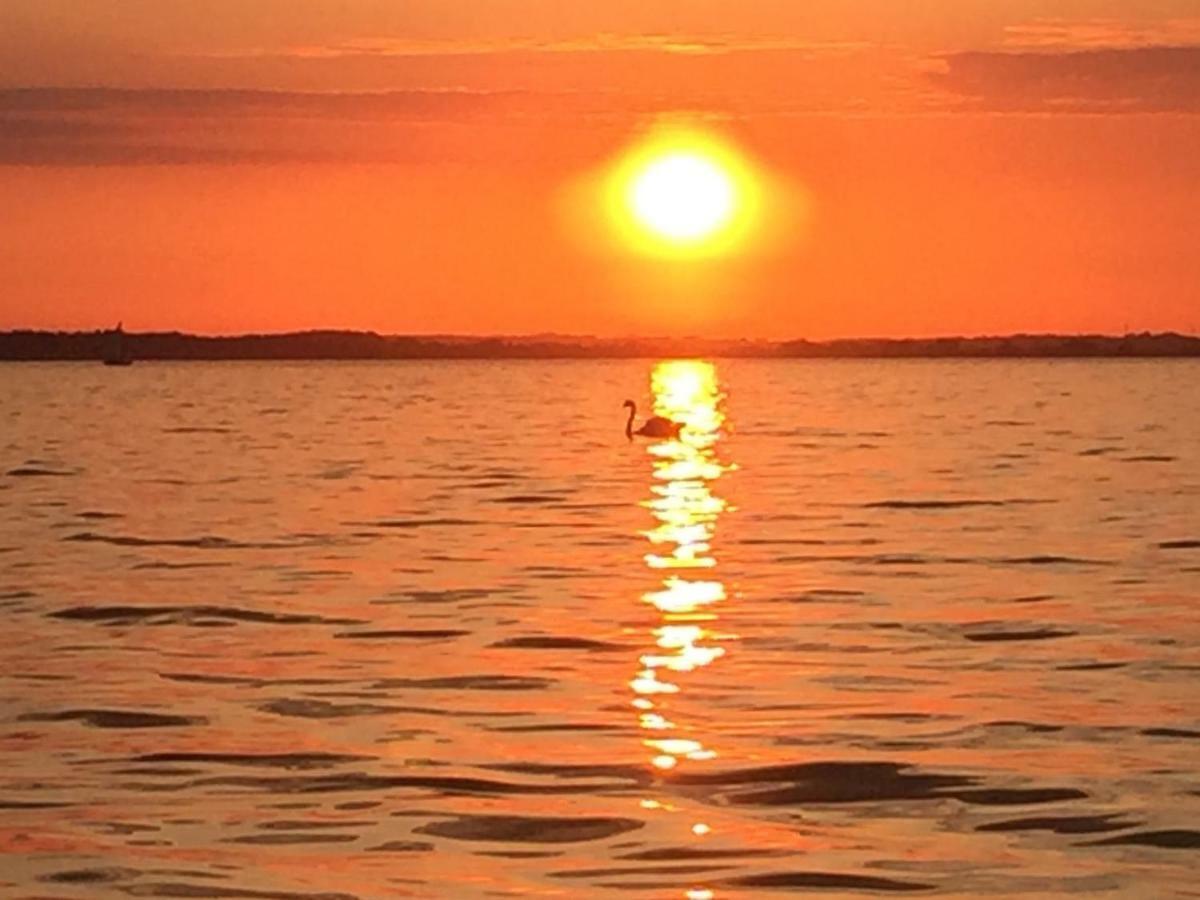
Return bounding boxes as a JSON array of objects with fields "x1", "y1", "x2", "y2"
[
  {"x1": 0, "y1": 88, "x2": 563, "y2": 166},
  {"x1": 932, "y1": 45, "x2": 1200, "y2": 112}
]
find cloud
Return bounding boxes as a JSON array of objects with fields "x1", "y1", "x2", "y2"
[
  {"x1": 0, "y1": 88, "x2": 542, "y2": 165},
  {"x1": 3, "y1": 86, "x2": 825, "y2": 166},
  {"x1": 0, "y1": 87, "x2": 518, "y2": 119},
  {"x1": 1002, "y1": 17, "x2": 1200, "y2": 50},
  {"x1": 930, "y1": 45, "x2": 1200, "y2": 113},
  {"x1": 197, "y1": 34, "x2": 873, "y2": 61}
]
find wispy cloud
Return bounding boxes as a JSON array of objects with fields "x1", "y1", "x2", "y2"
[
  {"x1": 1002, "y1": 17, "x2": 1200, "y2": 50},
  {"x1": 0, "y1": 88, "x2": 540, "y2": 165},
  {"x1": 195, "y1": 33, "x2": 874, "y2": 61},
  {"x1": 930, "y1": 46, "x2": 1200, "y2": 113}
]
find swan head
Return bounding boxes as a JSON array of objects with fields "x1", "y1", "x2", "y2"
[{"x1": 622, "y1": 399, "x2": 635, "y2": 410}]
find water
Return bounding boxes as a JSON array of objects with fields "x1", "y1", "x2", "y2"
[{"x1": 1, "y1": 358, "x2": 1197, "y2": 899}]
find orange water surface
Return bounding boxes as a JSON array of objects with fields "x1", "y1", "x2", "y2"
[{"x1": 0, "y1": 358, "x2": 1197, "y2": 898}]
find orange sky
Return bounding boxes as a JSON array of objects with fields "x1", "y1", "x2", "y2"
[{"x1": 1, "y1": 1, "x2": 1198, "y2": 338}]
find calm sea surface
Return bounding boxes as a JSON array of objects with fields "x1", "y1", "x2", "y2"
[{"x1": 1, "y1": 359, "x2": 1198, "y2": 899}]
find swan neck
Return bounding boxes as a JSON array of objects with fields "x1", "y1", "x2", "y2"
[{"x1": 625, "y1": 403, "x2": 635, "y2": 439}]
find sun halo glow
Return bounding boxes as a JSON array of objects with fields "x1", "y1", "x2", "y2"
[{"x1": 606, "y1": 127, "x2": 760, "y2": 259}]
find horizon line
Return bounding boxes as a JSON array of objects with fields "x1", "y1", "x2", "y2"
[{"x1": 4, "y1": 327, "x2": 1199, "y2": 343}]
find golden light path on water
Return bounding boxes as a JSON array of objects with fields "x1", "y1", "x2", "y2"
[{"x1": 631, "y1": 360, "x2": 733, "y2": 900}]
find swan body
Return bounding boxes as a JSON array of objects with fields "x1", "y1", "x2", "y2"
[{"x1": 624, "y1": 400, "x2": 683, "y2": 441}]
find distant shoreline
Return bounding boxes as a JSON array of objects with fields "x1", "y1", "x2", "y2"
[{"x1": 1, "y1": 330, "x2": 1198, "y2": 361}]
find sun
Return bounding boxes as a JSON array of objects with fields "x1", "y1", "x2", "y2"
[
  {"x1": 604, "y1": 125, "x2": 762, "y2": 259},
  {"x1": 629, "y1": 152, "x2": 736, "y2": 244}
]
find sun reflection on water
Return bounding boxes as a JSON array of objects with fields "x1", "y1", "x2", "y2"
[{"x1": 630, "y1": 360, "x2": 733, "y2": 897}]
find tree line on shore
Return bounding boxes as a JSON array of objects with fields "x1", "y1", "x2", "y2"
[{"x1": 1, "y1": 329, "x2": 1198, "y2": 360}]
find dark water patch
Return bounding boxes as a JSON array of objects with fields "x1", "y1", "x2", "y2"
[
  {"x1": 0, "y1": 799, "x2": 73, "y2": 809},
  {"x1": 1142, "y1": 728, "x2": 1200, "y2": 739},
  {"x1": 477, "y1": 850, "x2": 563, "y2": 858},
  {"x1": 94, "y1": 822, "x2": 161, "y2": 835},
  {"x1": 160, "y1": 672, "x2": 311, "y2": 687},
  {"x1": 492, "y1": 494, "x2": 567, "y2": 505},
  {"x1": 512, "y1": 520, "x2": 605, "y2": 531},
  {"x1": 1012, "y1": 594, "x2": 1055, "y2": 604},
  {"x1": 51, "y1": 604, "x2": 361, "y2": 627},
  {"x1": 724, "y1": 871, "x2": 933, "y2": 892},
  {"x1": 260, "y1": 699, "x2": 405, "y2": 719},
  {"x1": 1058, "y1": 662, "x2": 1127, "y2": 671},
  {"x1": 377, "y1": 675, "x2": 555, "y2": 691},
  {"x1": 131, "y1": 752, "x2": 370, "y2": 770},
  {"x1": 677, "y1": 761, "x2": 972, "y2": 805},
  {"x1": 276, "y1": 568, "x2": 351, "y2": 582},
  {"x1": 1121, "y1": 455, "x2": 1177, "y2": 463},
  {"x1": 119, "y1": 884, "x2": 359, "y2": 899},
  {"x1": 336, "y1": 801, "x2": 379, "y2": 811},
  {"x1": 491, "y1": 636, "x2": 625, "y2": 652},
  {"x1": 483, "y1": 762, "x2": 649, "y2": 784},
  {"x1": 335, "y1": 629, "x2": 469, "y2": 641},
  {"x1": 227, "y1": 833, "x2": 358, "y2": 845},
  {"x1": 978, "y1": 814, "x2": 1137, "y2": 834},
  {"x1": 998, "y1": 556, "x2": 1110, "y2": 566},
  {"x1": 870, "y1": 553, "x2": 938, "y2": 566},
  {"x1": 144, "y1": 869, "x2": 230, "y2": 882},
  {"x1": 417, "y1": 814, "x2": 643, "y2": 843},
  {"x1": 776, "y1": 552, "x2": 923, "y2": 566},
  {"x1": 65, "y1": 531, "x2": 330, "y2": 550},
  {"x1": 551, "y1": 863, "x2": 735, "y2": 879},
  {"x1": 793, "y1": 588, "x2": 867, "y2": 600},
  {"x1": 162, "y1": 427, "x2": 234, "y2": 434},
  {"x1": 22, "y1": 709, "x2": 204, "y2": 729},
  {"x1": 984, "y1": 721, "x2": 1064, "y2": 734},
  {"x1": 1084, "y1": 830, "x2": 1200, "y2": 849},
  {"x1": 298, "y1": 696, "x2": 523, "y2": 719},
  {"x1": 372, "y1": 587, "x2": 496, "y2": 605},
  {"x1": 848, "y1": 712, "x2": 949, "y2": 723},
  {"x1": 617, "y1": 847, "x2": 788, "y2": 861},
  {"x1": 8, "y1": 466, "x2": 75, "y2": 477},
  {"x1": 192, "y1": 773, "x2": 628, "y2": 796},
  {"x1": 520, "y1": 564, "x2": 593, "y2": 579},
  {"x1": 0, "y1": 589, "x2": 35, "y2": 600},
  {"x1": 358, "y1": 517, "x2": 482, "y2": 529},
  {"x1": 742, "y1": 538, "x2": 845, "y2": 547},
  {"x1": 1159, "y1": 540, "x2": 1200, "y2": 550},
  {"x1": 42, "y1": 867, "x2": 140, "y2": 884},
  {"x1": 1079, "y1": 446, "x2": 1122, "y2": 456},
  {"x1": 676, "y1": 761, "x2": 1083, "y2": 809},
  {"x1": 79, "y1": 510, "x2": 123, "y2": 519},
  {"x1": 369, "y1": 840, "x2": 433, "y2": 852},
  {"x1": 864, "y1": 499, "x2": 1022, "y2": 510},
  {"x1": 964, "y1": 628, "x2": 1075, "y2": 643},
  {"x1": 954, "y1": 788, "x2": 1086, "y2": 806},
  {"x1": 489, "y1": 722, "x2": 618, "y2": 733},
  {"x1": 132, "y1": 561, "x2": 233, "y2": 571}
]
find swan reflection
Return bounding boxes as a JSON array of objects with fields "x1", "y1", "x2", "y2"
[{"x1": 631, "y1": 360, "x2": 732, "y2": 776}]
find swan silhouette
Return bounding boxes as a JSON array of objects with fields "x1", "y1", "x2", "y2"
[{"x1": 624, "y1": 399, "x2": 683, "y2": 441}]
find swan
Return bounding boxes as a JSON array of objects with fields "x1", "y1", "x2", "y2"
[{"x1": 624, "y1": 400, "x2": 683, "y2": 441}]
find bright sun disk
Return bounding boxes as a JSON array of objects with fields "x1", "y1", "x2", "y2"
[
  {"x1": 630, "y1": 152, "x2": 736, "y2": 243},
  {"x1": 594, "y1": 125, "x2": 765, "y2": 259}
]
